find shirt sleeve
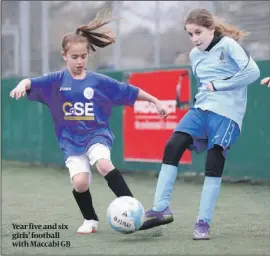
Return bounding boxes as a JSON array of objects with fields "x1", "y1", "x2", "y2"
[
  {"x1": 102, "y1": 75, "x2": 140, "y2": 106},
  {"x1": 212, "y1": 37, "x2": 260, "y2": 91},
  {"x1": 27, "y1": 71, "x2": 62, "y2": 104}
]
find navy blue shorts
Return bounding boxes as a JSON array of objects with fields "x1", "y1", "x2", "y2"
[{"x1": 174, "y1": 107, "x2": 240, "y2": 157}]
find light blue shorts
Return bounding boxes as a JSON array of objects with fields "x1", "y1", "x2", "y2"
[{"x1": 175, "y1": 107, "x2": 240, "y2": 157}]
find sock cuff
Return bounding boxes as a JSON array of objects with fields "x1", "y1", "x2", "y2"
[
  {"x1": 204, "y1": 176, "x2": 222, "y2": 186},
  {"x1": 160, "y1": 164, "x2": 178, "y2": 175},
  {"x1": 104, "y1": 168, "x2": 119, "y2": 181},
  {"x1": 72, "y1": 189, "x2": 89, "y2": 195}
]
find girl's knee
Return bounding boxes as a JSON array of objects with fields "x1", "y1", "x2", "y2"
[
  {"x1": 205, "y1": 145, "x2": 225, "y2": 177},
  {"x1": 163, "y1": 132, "x2": 193, "y2": 166},
  {"x1": 95, "y1": 159, "x2": 114, "y2": 176},
  {"x1": 72, "y1": 173, "x2": 90, "y2": 192}
]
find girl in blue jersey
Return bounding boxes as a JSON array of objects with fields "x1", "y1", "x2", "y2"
[
  {"x1": 140, "y1": 8, "x2": 260, "y2": 240},
  {"x1": 10, "y1": 13, "x2": 168, "y2": 234}
]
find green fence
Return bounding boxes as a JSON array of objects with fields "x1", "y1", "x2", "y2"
[{"x1": 2, "y1": 60, "x2": 270, "y2": 179}]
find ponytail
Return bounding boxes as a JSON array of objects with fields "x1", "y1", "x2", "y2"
[
  {"x1": 75, "y1": 16, "x2": 116, "y2": 51},
  {"x1": 214, "y1": 17, "x2": 249, "y2": 41},
  {"x1": 62, "y1": 10, "x2": 117, "y2": 53}
]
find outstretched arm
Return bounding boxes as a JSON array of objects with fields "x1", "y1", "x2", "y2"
[
  {"x1": 10, "y1": 71, "x2": 62, "y2": 104},
  {"x1": 101, "y1": 74, "x2": 169, "y2": 118},
  {"x1": 210, "y1": 37, "x2": 260, "y2": 91}
]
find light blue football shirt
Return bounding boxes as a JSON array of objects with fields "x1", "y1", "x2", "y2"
[{"x1": 190, "y1": 36, "x2": 260, "y2": 129}]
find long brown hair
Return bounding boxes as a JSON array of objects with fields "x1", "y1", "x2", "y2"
[
  {"x1": 184, "y1": 8, "x2": 248, "y2": 41},
  {"x1": 62, "y1": 10, "x2": 117, "y2": 53}
]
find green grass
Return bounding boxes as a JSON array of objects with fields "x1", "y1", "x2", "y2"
[{"x1": 2, "y1": 161, "x2": 270, "y2": 255}]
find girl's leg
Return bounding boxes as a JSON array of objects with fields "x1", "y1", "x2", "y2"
[
  {"x1": 140, "y1": 131, "x2": 193, "y2": 230},
  {"x1": 194, "y1": 113, "x2": 240, "y2": 240},
  {"x1": 140, "y1": 108, "x2": 207, "y2": 231},
  {"x1": 66, "y1": 155, "x2": 99, "y2": 234},
  {"x1": 88, "y1": 143, "x2": 133, "y2": 197},
  {"x1": 193, "y1": 145, "x2": 225, "y2": 240}
]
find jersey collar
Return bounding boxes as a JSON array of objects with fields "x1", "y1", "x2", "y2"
[{"x1": 205, "y1": 35, "x2": 224, "y2": 52}]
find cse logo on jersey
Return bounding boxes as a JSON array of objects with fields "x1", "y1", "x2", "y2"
[{"x1": 62, "y1": 102, "x2": 94, "y2": 120}]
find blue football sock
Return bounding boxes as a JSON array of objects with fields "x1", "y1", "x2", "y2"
[
  {"x1": 152, "y1": 164, "x2": 178, "y2": 212},
  {"x1": 197, "y1": 176, "x2": 222, "y2": 224}
]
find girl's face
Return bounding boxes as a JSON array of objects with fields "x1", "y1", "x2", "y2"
[
  {"x1": 62, "y1": 42, "x2": 89, "y2": 76},
  {"x1": 185, "y1": 23, "x2": 214, "y2": 51}
]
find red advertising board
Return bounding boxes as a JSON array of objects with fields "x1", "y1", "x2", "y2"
[{"x1": 123, "y1": 69, "x2": 192, "y2": 164}]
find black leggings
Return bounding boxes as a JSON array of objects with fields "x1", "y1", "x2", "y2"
[
  {"x1": 162, "y1": 132, "x2": 225, "y2": 177},
  {"x1": 162, "y1": 131, "x2": 193, "y2": 166}
]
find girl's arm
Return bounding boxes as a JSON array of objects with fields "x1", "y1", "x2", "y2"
[
  {"x1": 211, "y1": 37, "x2": 260, "y2": 91},
  {"x1": 137, "y1": 89, "x2": 168, "y2": 118},
  {"x1": 10, "y1": 71, "x2": 62, "y2": 104}
]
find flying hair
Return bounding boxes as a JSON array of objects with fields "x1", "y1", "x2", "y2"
[{"x1": 62, "y1": 9, "x2": 119, "y2": 53}]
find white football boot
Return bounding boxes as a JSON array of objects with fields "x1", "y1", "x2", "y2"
[{"x1": 77, "y1": 219, "x2": 99, "y2": 234}]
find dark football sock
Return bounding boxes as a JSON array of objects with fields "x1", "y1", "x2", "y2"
[
  {"x1": 72, "y1": 189, "x2": 99, "y2": 221},
  {"x1": 104, "y1": 168, "x2": 133, "y2": 197}
]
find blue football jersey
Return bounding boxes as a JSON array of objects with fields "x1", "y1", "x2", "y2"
[{"x1": 27, "y1": 69, "x2": 139, "y2": 159}]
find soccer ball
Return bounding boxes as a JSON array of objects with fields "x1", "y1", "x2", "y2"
[{"x1": 107, "y1": 196, "x2": 145, "y2": 234}]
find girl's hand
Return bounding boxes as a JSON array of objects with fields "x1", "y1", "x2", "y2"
[
  {"x1": 260, "y1": 77, "x2": 270, "y2": 87},
  {"x1": 153, "y1": 100, "x2": 169, "y2": 118},
  {"x1": 10, "y1": 85, "x2": 27, "y2": 100},
  {"x1": 10, "y1": 80, "x2": 30, "y2": 99},
  {"x1": 205, "y1": 83, "x2": 215, "y2": 92}
]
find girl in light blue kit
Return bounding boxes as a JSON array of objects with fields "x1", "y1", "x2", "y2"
[{"x1": 140, "y1": 8, "x2": 260, "y2": 240}]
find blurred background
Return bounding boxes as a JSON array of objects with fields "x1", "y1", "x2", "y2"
[
  {"x1": 2, "y1": 1, "x2": 270, "y2": 77},
  {"x1": 2, "y1": 1, "x2": 270, "y2": 181}
]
